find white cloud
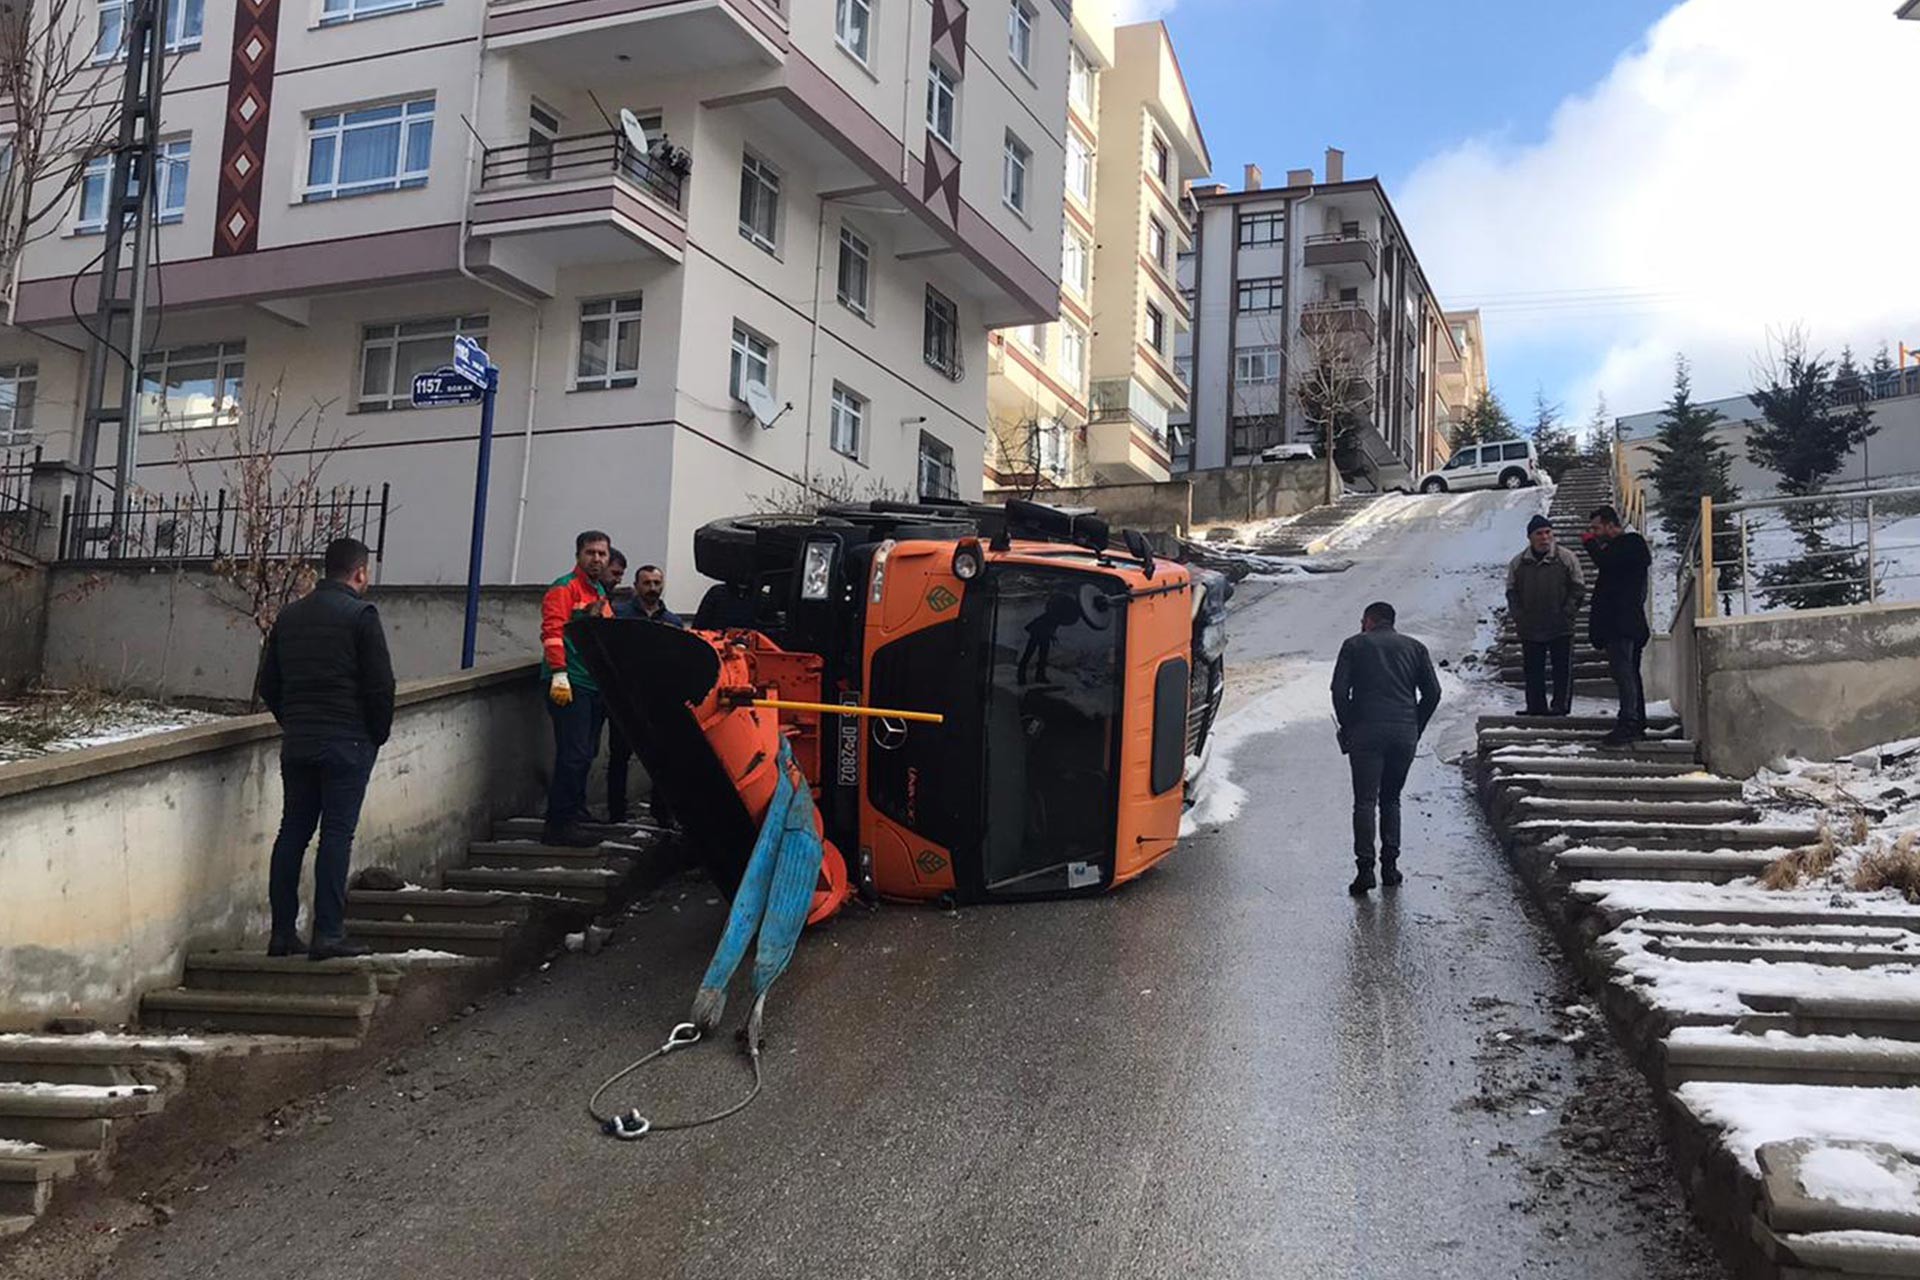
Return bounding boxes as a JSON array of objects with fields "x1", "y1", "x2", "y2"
[{"x1": 1398, "y1": 0, "x2": 1920, "y2": 419}]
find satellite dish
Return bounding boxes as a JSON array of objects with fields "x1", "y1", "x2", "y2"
[
  {"x1": 618, "y1": 108, "x2": 649, "y2": 156},
  {"x1": 742, "y1": 380, "x2": 785, "y2": 429}
]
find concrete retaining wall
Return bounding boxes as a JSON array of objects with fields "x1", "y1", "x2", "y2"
[
  {"x1": 0, "y1": 661, "x2": 547, "y2": 1028},
  {"x1": 0, "y1": 553, "x2": 47, "y2": 693},
  {"x1": 37, "y1": 567, "x2": 552, "y2": 703},
  {"x1": 1688, "y1": 600, "x2": 1920, "y2": 777},
  {"x1": 1036, "y1": 460, "x2": 1326, "y2": 538},
  {"x1": 1032, "y1": 480, "x2": 1192, "y2": 536}
]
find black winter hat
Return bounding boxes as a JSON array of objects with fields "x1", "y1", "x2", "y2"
[{"x1": 1527, "y1": 515, "x2": 1553, "y2": 534}]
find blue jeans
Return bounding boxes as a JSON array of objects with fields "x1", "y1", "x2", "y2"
[
  {"x1": 546, "y1": 689, "x2": 605, "y2": 828},
  {"x1": 1605, "y1": 637, "x2": 1647, "y2": 731},
  {"x1": 269, "y1": 737, "x2": 377, "y2": 942}
]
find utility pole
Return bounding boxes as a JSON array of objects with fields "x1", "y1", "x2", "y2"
[{"x1": 67, "y1": 0, "x2": 166, "y2": 558}]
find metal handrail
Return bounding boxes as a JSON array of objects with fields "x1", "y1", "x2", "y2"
[
  {"x1": 1304, "y1": 230, "x2": 1379, "y2": 247},
  {"x1": 480, "y1": 131, "x2": 686, "y2": 211},
  {"x1": 1716, "y1": 482, "x2": 1920, "y2": 516}
]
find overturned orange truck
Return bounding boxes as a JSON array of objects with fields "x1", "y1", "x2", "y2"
[{"x1": 568, "y1": 501, "x2": 1229, "y2": 910}]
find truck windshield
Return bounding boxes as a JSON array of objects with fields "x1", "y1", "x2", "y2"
[{"x1": 978, "y1": 566, "x2": 1123, "y2": 892}]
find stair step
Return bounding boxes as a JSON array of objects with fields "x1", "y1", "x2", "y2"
[
  {"x1": 492, "y1": 817, "x2": 661, "y2": 843},
  {"x1": 1522, "y1": 821, "x2": 1820, "y2": 851},
  {"x1": 1770, "y1": 1228, "x2": 1920, "y2": 1276},
  {"x1": 1, "y1": 1214, "x2": 32, "y2": 1238},
  {"x1": 1477, "y1": 713, "x2": 1681, "y2": 733},
  {"x1": 1665, "y1": 1029, "x2": 1920, "y2": 1088},
  {"x1": 1649, "y1": 940, "x2": 1920, "y2": 969},
  {"x1": 1493, "y1": 775, "x2": 1743, "y2": 800},
  {"x1": 1480, "y1": 725, "x2": 1687, "y2": 747},
  {"x1": 463, "y1": 842, "x2": 631, "y2": 871},
  {"x1": 441, "y1": 867, "x2": 619, "y2": 902},
  {"x1": 346, "y1": 889, "x2": 532, "y2": 924},
  {"x1": 1553, "y1": 848, "x2": 1781, "y2": 882},
  {"x1": 0, "y1": 1082, "x2": 165, "y2": 1120},
  {"x1": 0, "y1": 1148, "x2": 89, "y2": 1217},
  {"x1": 1512, "y1": 797, "x2": 1759, "y2": 824},
  {"x1": 1486, "y1": 754, "x2": 1710, "y2": 779},
  {"x1": 140, "y1": 989, "x2": 375, "y2": 1039},
  {"x1": 182, "y1": 954, "x2": 382, "y2": 998},
  {"x1": 338, "y1": 918, "x2": 517, "y2": 959},
  {"x1": 1487, "y1": 738, "x2": 1700, "y2": 763},
  {"x1": 1605, "y1": 904, "x2": 1920, "y2": 934}
]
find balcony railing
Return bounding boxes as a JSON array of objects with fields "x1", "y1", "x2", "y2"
[
  {"x1": 480, "y1": 131, "x2": 686, "y2": 212},
  {"x1": 1303, "y1": 230, "x2": 1379, "y2": 275},
  {"x1": 1301, "y1": 299, "x2": 1378, "y2": 341}
]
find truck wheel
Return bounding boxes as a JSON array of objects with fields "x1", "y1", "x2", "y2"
[
  {"x1": 1421, "y1": 477, "x2": 1447, "y2": 494},
  {"x1": 693, "y1": 514, "x2": 851, "y2": 586},
  {"x1": 1499, "y1": 469, "x2": 1527, "y2": 490}
]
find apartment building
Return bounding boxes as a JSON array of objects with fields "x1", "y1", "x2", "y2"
[
  {"x1": 1173, "y1": 151, "x2": 1461, "y2": 488},
  {"x1": 983, "y1": 14, "x2": 1206, "y2": 491},
  {"x1": 0, "y1": 0, "x2": 1069, "y2": 587}
]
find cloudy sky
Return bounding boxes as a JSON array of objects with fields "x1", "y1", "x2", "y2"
[{"x1": 1160, "y1": 0, "x2": 1920, "y2": 429}]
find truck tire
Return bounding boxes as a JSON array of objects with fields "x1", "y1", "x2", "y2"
[
  {"x1": 693, "y1": 514, "x2": 852, "y2": 586},
  {"x1": 1499, "y1": 469, "x2": 1527, "y2": 490},
  {"x1": 1421, "y1": 477, "x2": 1447, "y2": 494}
]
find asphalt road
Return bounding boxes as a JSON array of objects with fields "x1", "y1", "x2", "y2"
[{"x1": 100, "y1": 491, "x2": 1726, "y2": 1280}]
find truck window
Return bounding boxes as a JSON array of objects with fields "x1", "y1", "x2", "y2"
[
  {"x1": 979, "y1": 568, "x2": 1123, "y2": 891},
  {"x1": 1151, "y1": 658, "x2": 1189, "y2": 795}
]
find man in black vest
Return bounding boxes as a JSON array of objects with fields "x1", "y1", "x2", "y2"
[
  {"x1": 258, "y1": 538, "x2": 396, "y2": 960},
  {"x1": 1331, "y1": 601, "x2": 1444, "y2": 896}
]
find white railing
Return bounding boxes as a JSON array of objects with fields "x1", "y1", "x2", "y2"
[{"x1": 1680, "y1": 484, "x2": 1920, "y2": 619}]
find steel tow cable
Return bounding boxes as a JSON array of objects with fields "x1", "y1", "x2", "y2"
[{"x1": 587, "y1": 995, "x2": 769, "y2": 1140}]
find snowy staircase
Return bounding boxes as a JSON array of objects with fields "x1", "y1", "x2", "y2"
[
  {"x1": 1241, "y1": 492, "x2": 1382, "y2": 557},
  {"x1": 1470, "y1": 705, "x2": 1920, "y2": 1277},
  {"x1": 1, "y1": 814, "x2": 689, "y2": 1246},
  {"x1": 1494, "y1": 464, "x2": 1616, "y2": 696}
]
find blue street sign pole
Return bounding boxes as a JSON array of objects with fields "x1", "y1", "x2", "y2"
[{"x1": 459, "y1": 364, "x2": 499, "y2": 670}]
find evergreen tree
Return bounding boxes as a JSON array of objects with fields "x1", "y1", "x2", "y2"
[
  {"x1": 1869, "y1": 343, "x2": 1898, "y2": 399},
  {"x1": 1580, "y1": 393, "x2": 1613, "y2": 468},
  {"x1": 1452, "y1": 390, "x2": 1518, "y2": 448},
  {"x1": 1645, "y1": 356, "x2": 1738, "y2": 543},
  {"x1": 1747, "y1": 337, "x2": 1878, "y2": 609},
  {"x1": 1529, "y1": 387, "x2": 1579, "y2": 481}
]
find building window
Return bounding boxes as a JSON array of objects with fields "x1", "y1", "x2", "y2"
[
  {"x1": 1068, "y1": 43, "x2": 1093, "y2": 111},
  {"x1": 95, "y1": 0, "x2": 201, "y2": 59},
  {"x1": 1237, "y1": 210, "x2": 1284, "y2": 246},
  {"x1": 926, "y1": 62, "x2": 958, "y2": 149},
  {"x1": 1007, "y1": 0, "x2": 1033, "y2": 70},
  {"x1": 1062, "y1": 227, "x2": 1090, "y2": 296},
  {"x1": 1151, "y1": 135, "x2": 1170, "y2": 185},
  {"x1": 1059, "y1": 323, "x2": 1086, "y2": 382},
  {"x1": 917, "y1": 431, "x2": 957, "y2": 501},
  {"x1": 836, "y1": 226, "x2": 871, "y2": 318},
  {"x1": 1148, "y1": 217, "x2": 1168, "y2": 269},
  {"x1": 320, "y1": 0, "x2": 435, "y2": 25},
  {"x1": 1002, "y1": 133, "x2": 1030, "y2": 215},
  {"x1": 1231, "y1": 416, "x2": 1283, "y2": 458},
  {"x1": 1236, "y1": 277, "x2": 1283, "y2": 313},
  {"x1": 1235, "y1": 346, "x2": 1281, "y2": 385},
  {"x1": 138, "y1": 342, "x2": 245, "y2": 431},
  {"x1": 305, "y1": 97, "x2": 434, "y2": 201},
  {"x1": 1145, "y1": 302, "x2": 1166, "y2": 353},
  {"x1": 829, "y1": 383, "x2": 865, "y2": 460},
  {"x1": 1038, "y1": 416, "x2": 1068, "y2": 477},
  {"x1": 1009, "y1": 324, "x2": 1044, "y2": 355},
  {"x1": 0, "y1": 364, "x2": 38, "y2": 446},
  {"x1": 78, "y1": 139, "x2": 189, "y2": 232},
  {"x1": 729, "y1": 324, "x2": 773, "y2": 400},
  {"x1": 923, "y1": 286, "x2": 961, "y2": 381},
  {"x1": 1170, "y1": 423, "x2": 1192, "y2": 471},
  {"x1": 575, "y1": 295, "x2": 642, "y2": 391},
  {"x1": 1065, "y1": 133, "x2": 1092, "y2": 203},
  {"x1": 358, "y1": 315, "x2": 484, "y2": 412},
  {"x1": 834, "y1": 0, "x2": 872, "y2": 62},
  {"x1": 738, "y1": 153, "x2": 780, "y2": 253},
  {"x1": 1174, "y1": 354, "x2": 1192, "y2": 386}
]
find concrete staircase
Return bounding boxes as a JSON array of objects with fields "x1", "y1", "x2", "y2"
[
  {"x1": 1471, "y1": 713, "x2": 1920, "y2": 1277},
  {"x1": 2, "y1": 816, "x2": 685, "y2": 1244},
  {"x1": 1243, "y1": 491, "x2": 1383, "y2": 557},
  {"x1": 1494, "y1": 464, "x2": 1615, "y2": 696}
]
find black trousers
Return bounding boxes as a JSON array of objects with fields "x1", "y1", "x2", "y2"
[
  {"x1": 1605, "y1": 637, "x2": 1648, "y2": 731},
  {"x1": 545, "y1": 690, "x2": 605, "y2": 828},
  {"x1": 1521, "y1": 635, "x2": 1574, "y2": 713},
  {"x1": 1349, "y1": 727, "x2": 1418, "y2": 865},
  {"x1": 269, "y1": 737, "x2": 376, "y2": 943}
]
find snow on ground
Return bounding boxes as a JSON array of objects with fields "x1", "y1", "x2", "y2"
[
  {"x1": 1574, "y1": 878, "x2": 1920, "y2": 918},
  {"x1": 0, "y1": 1138, "x2": 48, "y2": 1155},
  {"x1": 0, "y1": 691, "x2": 222, "y2": 764},
  {"x1": 1737, "y1": 738, "x2": 1920, "y2": 899},
  {"x1": 1676, "y1": 1082, "x2": 1920, "y2": 1176},
  {"x1": 1603, "y1": 926, "x2": 1920, "y2": 1017},
  {"x1": 1796, "y1": 1144, "x2": 1920, "y2": 1215},
  {"x1": 0, "y1": 1082, "x2": 156, "y2": 1098}
]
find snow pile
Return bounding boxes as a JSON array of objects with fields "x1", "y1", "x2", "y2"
[
  {"x1": 0, "y1": 691, "x2": 223, "y2": 764},
  {"x1": 1746, "y1": 739, "x2": 1920, "y2": 902},
  {"x1": 1180, "y1": 662, "x2": 1336, "y2": 837},
  {"x1": 1797, "y1": 1144, "x2": 1920, "y2": 1214},
  {"x1": 0, "y1": 1138, "x2": 48, "y2": 1155},
  {"x1": 0, "y1": 1082, "x2": 157, "y2": 1098},
  {"x1": 1676, "y1": 1082, "x2": 1920, "y2": 1176},
  {"x1": 1605, "y1": 926, "x2": 1920, "y2": 1017}
]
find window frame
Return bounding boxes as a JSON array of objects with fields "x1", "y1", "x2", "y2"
[
  {"x1": 1058, "y1": 322, "x2": 1086, "y2": 383},
  {"x1": 574, "y1": 294, "x2": 643, "y2": 392},
  {"x1": 1007, "y1": 0, "x2": 1034, "y2": 71},
  {"x1": 1147, "y1": 216, "x2": 1168, "y2": 269},
  {"x1": 356, "y1": 314, "x2": 486, "y2": 413},
  {"x1": 1065, "y1": 132, "x2": 1092, "y2": 203},
  {"x1": 917, "y1": 430, "x2": 957, "y2": 502},
  {"x1": 923, "y1": 285, "x2": 962, "y2": 381},
  {"x1": 303, "y1": 96, "x2": 435, "y2": 202},
  {"x1": 829, "y1": 382, "x2": 866, "y2": 461},
  {"x1": 94, "y1": 0, "x2": 201, "y2": 62},
  {"x1": 1145, "y1": 302, "x2": 1166, "y2": 354},
  {"x1": 138, "y1": 341, "x2": 246, "y2": 432},
  {"x1": 0, "y1": 363, "x2": 39, "y2": 446},
  {"x1": 1062, "y1": 226, "x2": 1090, "y2": 297},
  {"x1": 834, "y1": 0, "x2": 873, "y2": 63},
  {"x1": 729, "y1": 323, "x2": 773, "y2": 402},
  {"x1": 1237, "y1": 210, "x2": 1284, "y2": 247},
  {"x1": 835, "y1": 224, "x2": 872, "y2": 319},
  {"x1": 77, "y1": 138, "x2": 190, "y2": 233},
  {"x1": 1236, "y1": 276, "x2": 1283, "y2": 313},
  {"x1": 738, "y1": 151, "x2": 781, "y2": 254},
  {"x1": 1067, "y1": 42, "x2": 1093, "y2": 111},
  {"x1": 1150, "y1": 134, "x2": 1170, "y2": 186},
  {"x1": 1234, "y1": 346, "x2": 1281, "y2": 386},
  {"x1": 926, "y1": 61, "x2": 958, "y2": 150},
  {"x1": 319, "y1": 0, "x2": 437, "y2": 26},
  {"x1": 1002, "y1": 132, "x2": 1031, "y2": 216}
]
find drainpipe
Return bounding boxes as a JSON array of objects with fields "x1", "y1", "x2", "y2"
[
  {"x1": 508, "y1": 309, "x2": 543, "y2": 579},
  {"x1": 803, "y1": 204, "x2": 828, "y2": 486}
]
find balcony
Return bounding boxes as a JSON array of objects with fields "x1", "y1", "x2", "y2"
[
  {"x1": 1302, "y1": 230, "x2": 1378, "y2": 277},
  {"x1": 1088, "y1": 378, "x2": 1173, "y2": 483},
  {"x1": 1300, "y1": 299, "x2": 1378, "y2": 343},
  {"x1": 484, "y1": 0, "x2": 785, "y2": 77},
  {"x1": 466, "y1": 133, "x2": 689, "y2": 295}
]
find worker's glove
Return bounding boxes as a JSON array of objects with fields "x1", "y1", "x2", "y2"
[{"x1": 549, "y1": 671, "x2": 573, "y2": 707}]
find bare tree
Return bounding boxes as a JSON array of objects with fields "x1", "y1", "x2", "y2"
[
  {"x1": 747, "y1": 466, "x2": 911, "y2": 515},
  {"x1": 0, "y1": 0, "x2": 122, "y2": 305},
  {"x1": 1289, "y1": 323, "x2": 1375, "y2": 501}
]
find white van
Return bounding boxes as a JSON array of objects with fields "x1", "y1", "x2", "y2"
[{"x1": 1415, "y1": 439, "x2": 1538, "y2": 493}]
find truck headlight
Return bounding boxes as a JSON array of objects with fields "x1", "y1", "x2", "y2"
[
  {"x1": 801, "y1": 541, "x2": 835, "y2": 601},
  {"x1": 952, "y1": 537, "x2": 983, "y2": 581},
  {"x1": 870, "y1": 540, "x2": 895, "y2": 604}
]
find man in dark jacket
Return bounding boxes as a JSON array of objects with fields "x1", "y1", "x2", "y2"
[
  {"x1": 1584, "y1": 505, "x2": 1653, "y2": 746},
  {"x1": 1331, "y1": 601, "x2": 1444, "y2": 896},
  {"x1": 607, "y1": 563, "x2": 685, "y2": 826},
  {"x1": 1506, "y1": 514, "x2": 1586, "y2": 716},
  {"x1": 258, "y1": 538, "x2": 396, "y2": 960}
]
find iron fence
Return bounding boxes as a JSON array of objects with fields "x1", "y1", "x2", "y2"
[
  {"x1": 1678, "y1": 484, "x2": 1920, "y2": 619},
  {"x1": 0, "y1": 445, "x2": 44, "y2": 556},
  {"x1": 59, "y1": 483, "x2": 389, "y2": 565},
  {"x1": 479, "y1": 131, "x2": 686, "y2": 211}
]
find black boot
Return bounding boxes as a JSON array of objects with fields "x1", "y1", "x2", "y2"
[
  {"x1": 1349, "y1": 860, "x2": 1377, "y2": 896},
  {"x1": 309, "y1": 936, "x2": 373, "y2": 962},
  {"x1": 543, "y1": 822, "x2": 602, "y2": 849},
  {"x1": 1380, "y1": 855, "x2": 1404, "y2": 888},
  {"x1": 267, "y1": 932, "x2": 303, "y2": 958}
]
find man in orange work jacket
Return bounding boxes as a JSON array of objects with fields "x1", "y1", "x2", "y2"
[{"x1": 542, "y1": 529, "x2": 613, "y2": 847}]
